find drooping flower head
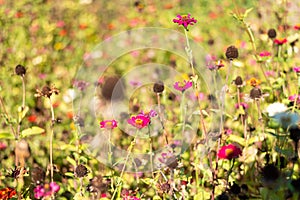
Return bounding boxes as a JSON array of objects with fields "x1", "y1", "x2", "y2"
[
  {"x1": 127, "y1": 114, "x2": 150, "y2": 129},
  {"x1": 217, "y1": 144, "x2": 242, "y2": 160},
  {"x1": 173, "y1": 80, "x2": 193, "y2": 92},
  {"x1": 173, "y1": 14, "x2": 197, "y2": 31},
  {"x1": 100, "y1": 119, "x2": 118, "y2": 129}
]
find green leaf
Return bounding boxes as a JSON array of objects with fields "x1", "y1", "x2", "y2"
[
  {"x1": 228, "y1": 134, "x2": 245, "y2": 146},
  {"x1": 243, "y1": 7, "x2": 253, "y2": 18},
  {"x1": 18, "y1": 106, "x2": 29, "y2": 123},
  {"x1": 66, "y1": 156, "x2": 77, "y2": 166},
  {"x1": 20, "y1": 126, "x2": 44, "y2": 138},
  {"x1": 274, "y1": 146, "x2": 294, "y2": 157},
  {"x1": 0, "y1": 132, "x2": 15, "y2": 139}
]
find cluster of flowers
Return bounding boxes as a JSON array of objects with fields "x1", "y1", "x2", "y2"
[{"x1": 33, "y1": 182, "x2": 60, "y2": 199}]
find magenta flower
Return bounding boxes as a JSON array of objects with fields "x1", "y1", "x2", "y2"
[
  {"x1": 259, "y1": 51, "x2": 271, "y2": 57},
  {"x1": 100, "y1": 119, "x2": 118, "y2": 129},
  {"x1": 127, "y1": 114, "x2": 150, "y2": 129},
  {"x1": 173, "y1": 80, "x2": 193, "y2": 92},
  {"x1": 235, "y1": 102, "x2": 249, "y2": 110},
  {"x1": 265, "y1": 70, "x2": 276, "y2": 77},
  {"x1": 293, "y1": 66, "x2": 300, "y2": 73},
  {"x1": 33, "y1": 182, "x2": 60, "y2": 199},
  {"x1": 173, "y1": 14, "x2": 197, "y2": 30},
  {"x1": 123, "y1": 196, "x2": 140, "y2": 200},
  {"x1": 288, "y1": 94, "x2": 300, "y2": 104},
  {"x1": 217, "y1": 144, "x2": 242, "y2": 160},
  {"x1": 34, "y1": 185, "x2": 45, "y2": 199},
  {"x1": 294, "y1": 24, "x2": 300, "y2": 30}
]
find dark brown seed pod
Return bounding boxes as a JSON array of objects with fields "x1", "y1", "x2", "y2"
[
  {"x1": 234, "y1": 76, "x2": 243, "y2": 86},
  {"x1": 15, "y1": 64, "x2": 26, "y2": 76},
  {"x1": 153, "y1": 81, "x2": 164, "y2": 93},
  {"x1": 225, "y1": 45, "x2": 239, "y2": 60},
  {"x1": 250, "y1": 87, "x2": 262, "y2": 99},
  {"x1": 267, "y1": 28, "x2": 277, "y2": 39}
]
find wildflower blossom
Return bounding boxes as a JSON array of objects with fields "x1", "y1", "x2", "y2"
[
  {"x1": 259, "y1": 51, "x2": 271, "y2": 57},
  {"x1": 247, "y1": 77, "x2": 261, "y2": 87},
  {"x1": 0, "y1": 142, "x2": 7, "y2": 150},
  {"x1": 73, "y1": 80, "x2": 90, "y2": 91},
  {"x1": 235, "y1": 102, "x2": 249, "y2": 110},
  {"x1": 217, "y1": 144, "x2": 242, "y2": 160},
  {"x1": 33, "y1": 182, "x2": 60, "y2": 199},
  {"x1": 173, "y1": 80, "x2": 192, "y2": 92},
  {"x1": 100, "y1": 120, "x2": 118, "y2": 129},
  {"x1": 173, "y1": 14, "x2": 197, "y2": 30},
  {"x1": 294, "y1": 24, "x2": 300, "y2": 30},
  {"x1": 140, "y1": 109, "x2": 157, "y2": 118},
  {"x1": 288, "y1": 94, "x2": 300, "y2": 104},
  {"x1": 293, "y1": 66, "x2": 300, "y2": 73},
  {"x1": 127, "y1": 114, "x2": 150, "y2": 129},
  {"x1": 266, "y1": 102, "x2": 288, "y2": 117},
  {"x1": 274, "y1": 38, "x2": 287, "y2": 45}
]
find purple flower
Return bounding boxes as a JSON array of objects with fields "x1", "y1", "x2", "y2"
[
  {"x1": 173, "y1": 14, "x2": 197, "y2": 30},
  {"x1": 173, "y1": 80, "x2": 193, "y2": 92},
  {"x1": 140, "y1": 109, "x2": 157, "y2": 118},
  {"x1": 127, "y1": 114, "x2": 150, "y2": 129},
  {"x1": 33, "y1": 182, "x2": 60, "y2": 199},
  {"x1": 34, "y1": 185, "x2": 44, "y2": 199}
]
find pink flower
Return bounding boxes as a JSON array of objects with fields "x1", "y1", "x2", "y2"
[
  {"x1": 56, "y1": 21, "x2": 65, "y2": 28},
  {"x1": 73, "y1": 80, "x2": 90, "y2": 91},
  {"x1": 0, "y1": 142, "x2": 7, "y2": 150},
  {"x1": 235, "y1": 102, "x2": 249, "y2": 109},
  {"x1": 140, "y1": 109, "x2": 157, "y2": 118},
  {"x1": 259, "y1": 51, "x2": 271, "y2": 57},
  {"x1": 33, "y1": 182, "x2": 60, "y2": 199},
  {"x1": 127, "y1": 114, "x2": 150, "y2": 129},
  {"x1": 293, "y1": 66, "x2": 300, "y2": 73},
  {"x1": 173, "y1": 14, "x2": 197, "y2": 30},
  {"x1": 34, "y1": 185, "x2": 45, "y2": 199},
  {"x1": 274, "y1": 38, "x2": 287, "y2": 45},
  {"x1": 100, "y1": 120, "x2": 118, "y2": 129},
  {"x1": 265, "y1": 71, "x2": 276, "y2": 77},
  {"x1": 173, "y1": 80, "x2": 193, "y2": 92},
  {"x1": 123, "y1": 196, "x2": 140, "y2": 200},
  {"x1": 288, "y1": 94, "x2": 300, "y2": 104},
  {"x1": 217, "y1": 144, "x2": 242, "y2": 160}
]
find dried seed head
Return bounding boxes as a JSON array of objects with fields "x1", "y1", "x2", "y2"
[
  {"x1": 35, "y1": 85, "x2": 59, "y2": 98},
  {"x1": 15, "y1": 64, "x2": 26, "y2": 76},
  {"x1": 250, "y1": 87, "x2": 262, "y2": 99},
  {"x1": 87, "y1": 175, "x2": 108, "y2": 193},
  {"x1": 153, "y1": 81, "x2": 164, "y2": 93},
  {"x1": 75, "y1": 164, "x2": 88, "y2": 178},
  {"x1": 225, "y1": 45, "x2": 239, "y2": 60},
  {"x1": 159, "y1": 182, "x2": 171, "y2": 193},
  {"x1": 168, "y1": 92, "x2": 176, "y2": 101},
  {"x1": 234, "y1": 76, "x2": 243, "y2": 86},
  {"x1": 267, "y1": 28, "x2": 277, "y2": 39}
]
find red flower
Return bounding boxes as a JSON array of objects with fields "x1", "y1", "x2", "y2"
[
  {"x1": 127, "y1": 114, "x2": 150, "y2": 129},
  {"x1": 274, "y1": 38, "x2": 287, "y2": 45},
  {"x1": 100, "y1": 120, "x2": 118, "y2": 129},
  {"x1": 294, "y1": 24, "x2": 300, "y2": 30},
  {"x1": 28, "y1": 115, "x2": 37, "y2": 123},
  {"x1": 0, "y1": 187, "x2": 16, "y2": 200},
  {"x1": 217, "y1": 144, "x2": 242, "y2": 160},
  {"x1": 59, "y1": 29, "x2": 67, "y2": 36},
  {"x1": 173, "y1": 14, "x2": 197, "y2": 31}
]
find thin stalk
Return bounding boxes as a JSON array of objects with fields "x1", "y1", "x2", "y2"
[
  {"x1": 183, "y1": 28, "x2": 207, "y2": 139},
  {"x1": 0, "y1": 96, "x2": 16, "y2": 138},
  {"x1": 49, "y1": 97, "x2": 55, "y2": 183},
  {"x1": 157, "y1": 93, "x2": 168, "y2": 144},
  {"x1": 111, "y1": 134, "x2": 137, "y2": 199},
  {"x1": 148, "y1": 126, "x2": 154, "y2": 178},
  {"x1": 21, "y1": 76, "x2": 26, "y2": 110}
]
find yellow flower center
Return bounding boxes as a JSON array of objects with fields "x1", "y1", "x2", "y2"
[
  {"x1": 135, "y1": 118, "x2": 143, "y2": 125},
  {"x1": 225, "y1": 148, "x2": 234, "y2": 157}
]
